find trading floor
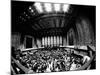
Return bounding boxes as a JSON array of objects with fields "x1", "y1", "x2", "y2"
[{"x1": 11, "y1": 46, "x2": 95, "y2": 74}]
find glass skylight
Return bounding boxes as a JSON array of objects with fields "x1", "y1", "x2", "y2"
[
  {"x1": 54, "y1": 3, "x2": 61, "y2": 12},
  {"x1": 44, "y1": 3, "x2": 52, "y2": 12},
  {"x1": 34, "y1": 2, "x2": 43, "y2": 13},
  {"x1": 63, "y1": 4, "x2": 70, "y2": 12},
  {"x1": 32, "y1": 2, "x2": 70, "y2": 14}
]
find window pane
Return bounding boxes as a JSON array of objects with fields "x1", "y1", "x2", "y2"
[
  {"x1": 54, "y1": 36, "x2": 56, "y2": 46},
  {"x1": 45, "y1": 37, "x2": 48, "y2": 46},
  {"x1": 57, "y1": 36, "x2": 59, "y2": 46},
  {"x1": 42, "y1": 37, "x2": 44, "y2": 46},
  {"x1": 47, "y1": 37, "x2": 50, "y2": 46},
  {"x1": 50, "y1": 36, "x2": 53, "y2": 46},
  {"x1": 59, "y1": 36, "x2": 62, "y2": 46}
]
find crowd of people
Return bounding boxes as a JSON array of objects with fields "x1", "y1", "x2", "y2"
[{"x1": 12, "y1": 47, "x2": 91, "y2": 73}]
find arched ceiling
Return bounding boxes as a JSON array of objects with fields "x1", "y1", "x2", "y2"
[
  {"x1": 12, "y1": 1, "x2": 95, "y2": 37},
  {"x1": 12, "y1": 1, "x2": 74, "y2": 32}
]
